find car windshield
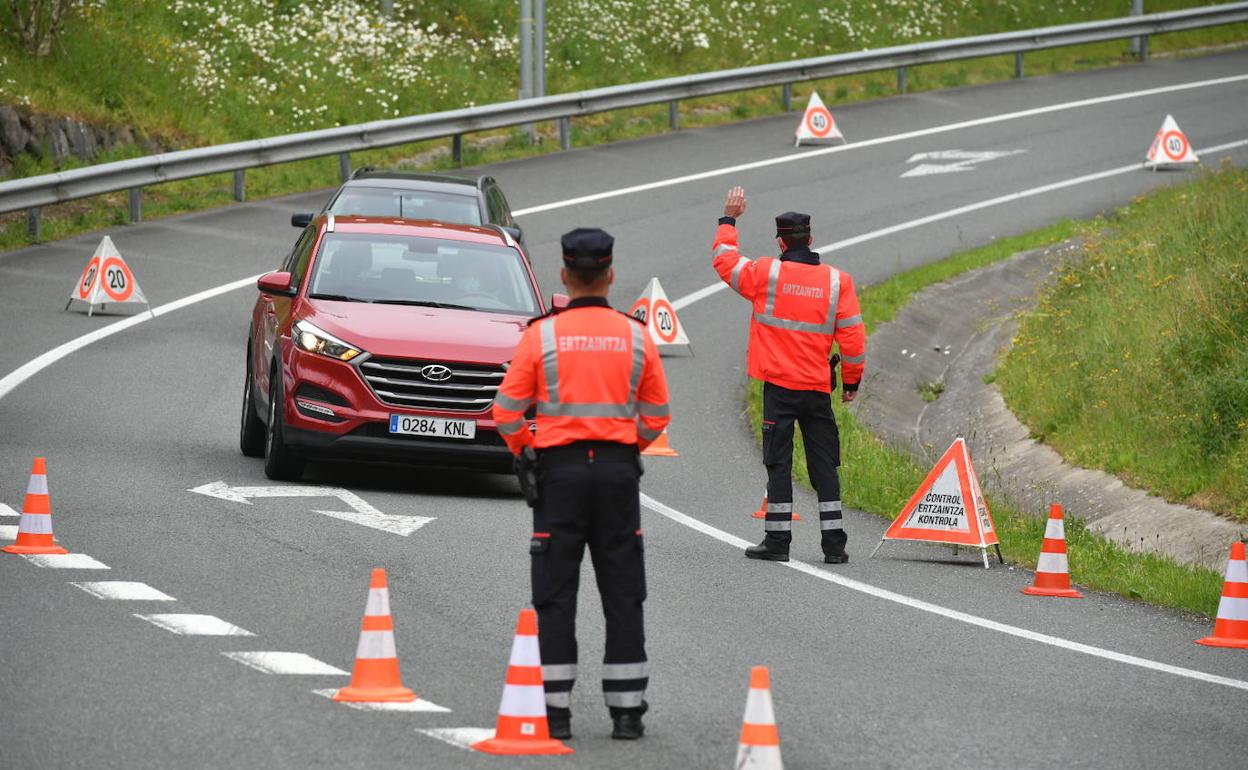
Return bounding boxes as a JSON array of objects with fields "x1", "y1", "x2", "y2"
[
  {"x1": 307, "y1": 232, "x2": 538, "y2": 315},
  {"x1": 327, "y1": 187, "x2": 482, "y2": 225}
]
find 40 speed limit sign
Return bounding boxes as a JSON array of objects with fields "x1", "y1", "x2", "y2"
[
  {"x1": 66, "y1": 236, "x2": 151, "y2": 317},
  {"x1": 795, "y1": 91, "x2": 846, "y2": 147},
  {"x1": 629, "y1": 277, "x2": 690, "y2": 352}
]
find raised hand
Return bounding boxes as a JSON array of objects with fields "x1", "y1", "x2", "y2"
[{"x1": 723, "y1": 186, "x2": 747, "y2": 218}]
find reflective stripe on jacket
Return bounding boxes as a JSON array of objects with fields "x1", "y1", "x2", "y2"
[
  {"x1": 712, "y1": 222, "x2": 866, "y2": 392},
  {"x1": 492, "y1": 304, "x2": 671, "y2": 453}
]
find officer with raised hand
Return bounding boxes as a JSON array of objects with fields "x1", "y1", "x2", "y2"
[
  {"x1": 492, "y1": 228, "x2": 671, "y2": 741},
  {"x1": 711, "y1": 186, "x2": 866, "y2": 563}
]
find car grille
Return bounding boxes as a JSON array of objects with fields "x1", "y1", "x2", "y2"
[{"x1": 359, "y1": 357, "x2": 504, "y2": 412}]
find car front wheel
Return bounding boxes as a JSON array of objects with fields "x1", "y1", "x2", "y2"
[
  {"x1": 239, "y1": 352, "x2": 265, "y2": 457},
  {"x1": 263, "y1": 364, "x2": 306, "y2": 481}
]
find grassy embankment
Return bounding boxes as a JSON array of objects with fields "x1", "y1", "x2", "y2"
[
  {"x1": 2, "y1": 0, "x2": 1247, "y2": 250},
  {"x1": 997, "y1": 166, "x2": 1248, "y2": 524},
  {"x1": 744, "y1": 170, "x2": 1248, "y2": 617}
]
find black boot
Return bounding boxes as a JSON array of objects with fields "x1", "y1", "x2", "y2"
[
  {"x1": 547, "y1": 706, "x2": 572, "y2": 740},
  {"x1": 745, "y1": 537, "x2": 789, "y2": 562},
  {"x1": 823, "y1": 551, "x2": 849, "y2": 564},
  {"x1": 610, "y1": 701, "x2": 648, "y2": 740}
]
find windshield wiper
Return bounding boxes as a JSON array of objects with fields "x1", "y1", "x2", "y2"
[
  {"x1": 308, "y1": 293, "x2": 367, "y2": 302},
  {"x1": 371, "y1": 299, "x2": 477, "y2": 311}
]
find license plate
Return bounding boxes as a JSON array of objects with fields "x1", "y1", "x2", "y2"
[{"x1": 388, "y1": 415, "x2": 477, "y2": 439}]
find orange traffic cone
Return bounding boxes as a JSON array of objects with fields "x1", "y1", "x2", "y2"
[
  {"x1": 642, "y1": 428, "x2": 679, "y2": 457},
  {"x1": 1021, "y1": 503, "x2": 1083, "y2": 598},
  {"x1": 752, "y1": 490, "x2": 800, "y2": 521},
  {"x1": 2, "y1": 458, "x2": 67, "y2": 555},
  {"x1": 472, "y1": 609, "x2": 573, "y2": 756},
  {"x1": 736, "y1": 666, "x2": 783, "y2": 769},
  {"x1": 333, "y1": 568, "x2": 417, "y2": 702},
  {"x1": 1196, "y1": 541, "x2": 1248, "y2": 649}
]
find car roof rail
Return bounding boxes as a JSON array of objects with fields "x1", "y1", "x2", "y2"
[
  {"x1": 349, "y1": 165, "x2": 377, "y2": 180},
  {"x1": 480, "y1": 223, "x2": 515, "y2": 247},
  {"x1": 475, "y1": 175, "x2": 494, "y2": 189}
]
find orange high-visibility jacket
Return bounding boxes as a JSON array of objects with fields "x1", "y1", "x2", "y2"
[
  {"x1": 492, "y1": 300, "x2": 671, "y2": 453},
  {"x1": 712, "y1": 222, "x2": 866, "y2": 392}
]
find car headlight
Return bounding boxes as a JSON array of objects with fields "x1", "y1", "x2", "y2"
[{"x1": 293, "y1": 320, "x2": 363, "y2": 362}]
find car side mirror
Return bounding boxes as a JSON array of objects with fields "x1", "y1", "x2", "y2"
[
  {"x1": 290, "y1": 212, "x2": 313, "y2": 228},
  {"x1": 502, "y1": 225, "x2": 523, "y2": 243},
  {"x1": 551, "y1": 293, "x2": 570, "y2": 310},
  {"x1": 257, "y1": 271, "x2": 296, "y2": 296}
]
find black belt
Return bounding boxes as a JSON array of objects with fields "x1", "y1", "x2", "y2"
[{"x1": 539, "y1": 440, "x2": 638, "y2": 467}]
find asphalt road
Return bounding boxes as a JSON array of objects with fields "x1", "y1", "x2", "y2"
[{"x1": 2, "y1": 50, "x2": 1248, "y2": 769}]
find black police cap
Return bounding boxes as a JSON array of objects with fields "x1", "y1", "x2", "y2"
[
  {"x1": 775, "y1": 211, "x2": 811, "y2": 237},
  {"x1": 561, "y1": 227, "x2": 614, "y2": 269}
]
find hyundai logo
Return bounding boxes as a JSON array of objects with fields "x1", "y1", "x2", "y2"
[{"x1": 420, "y1": 364, "x2": 453, "y2": 382}]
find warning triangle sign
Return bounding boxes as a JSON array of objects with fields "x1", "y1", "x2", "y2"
[
  {"x1": 873, "y1": 438, "x2": 1000, "y2": 566},
  {"x1": 795, "y1": 92, "x2": 845, "y2": 147},
  {"x1": 628, "y1": 277, "x2": 690, "y2": 352},
  {"x1": 1145, "y1": 114, "x2": 1198, "y2": 168},
  {"x1": 66, "y1": 236, "x2": 151, "y2": 317}
]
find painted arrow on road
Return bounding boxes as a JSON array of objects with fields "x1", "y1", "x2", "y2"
[
  {"x1": 901, "y1": 149, "x2": 1027, "y2": 177},
  {"x1": 189, "y1": 481, "x2": 435, "y2": 536}
]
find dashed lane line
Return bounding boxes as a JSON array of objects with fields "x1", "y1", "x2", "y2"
[
  {"x1": 312, "y1": 688, "x2": 452, "y2": 713},
  {"x1": 0, "y1": 503, "x2": 18, "y2": 516},
  {"x1": 71, "y1": 581, "x2": 177, "y2": 601},
  {"x1": 639, "y1": 493, "x2": 1248, "y2": 693},
  {"x1": 21, "y1": 553, "x2": 109, "y2": 569},
  {"x1": 673, "y1": 138, "x2": 1248, "y2": 311},
  {"x1": 416, "y1": 728, "x2": 494, "y2": 751},
  {"x1": 134, "y1": 613, "x2": 255, "y2": 636},
  {"x1": 510, "y1": 72, "x2": 1248, "y2": 217},
  {"x1": 0, "y1": 525, "x2": 17, "y2": 539},
  {"x1": 223, "y1": 651, "x2": 349, "y2": 675}
]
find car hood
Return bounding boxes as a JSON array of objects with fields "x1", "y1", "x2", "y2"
[{"x1": 302, "y1": 300, "x2": 532, "y2": 365}]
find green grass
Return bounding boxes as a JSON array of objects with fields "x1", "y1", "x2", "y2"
[
  {"x1": 743, "y1": 207, "x2": 1227, "y2": 617},
  {"x1": 2, "y1": 1, "x2": 1247, "y2": 250},
  {"x1": 997, "y1": 164, "x2": 1248, "y2": 522}
]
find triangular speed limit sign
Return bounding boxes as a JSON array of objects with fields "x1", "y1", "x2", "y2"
[
  {"x1": 66, "y1": 236, "x2": 151, "y2": 317},
  {"x1": 795, "y1": 91, "x2": 845, "y2": 147},
  {"x1": 1145, "y1": 114, "x2": 1199, "y2": 168},
  {"x1": 628, "y1": 277, "x2": 690, "y2": 353},
  {"x1": 870, "y1": 438, "x2": 1002, "y2": 568}
]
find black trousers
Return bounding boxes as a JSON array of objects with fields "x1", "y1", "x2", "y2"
[
  {"x1": 761, "y1": 381, "x2": 846, "y2": 555},
  {"x1": 531, "y1": 441, "x2": 648, "y2": 713}
]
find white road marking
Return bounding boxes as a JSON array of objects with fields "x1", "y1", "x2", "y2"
[
  {"x1": 21, "y1": 553, "x2": 109, "y2": 569},
  {"x1": 0, "y1": 274, "x2": 263, "y2": 402},
  {"x1": 639, "y1": 493, "x2": 1248, "y2": 692},
  {"x1": 672, "y1": 138, "x2": 1248, "y2": 312},
  {"x1": 189, "y1": 480, "x2": 435, "y2": 536},
  {"x1": 416, "y1": 727, "x2": 495, "y2": 751},
  {"x1": 311, "y1": 688, "x2": 452, "y2": 712},
  {"x1": 71, "y1": 581, "x2": 176, "y2": 601},
  {"x1": 0, "y1": 525, "x2": 17, "y2": 539},
  {"x1": 134, "y1": 613, "x2": 254, "y2": 636},
  {"x1": 511, "y1": 72, "x2": 1248, "y2": 217},
  {"x1": 901, "y1": 149, "x2": 1028, "y2": 177},
  {"x1": 0, "y1": 503, "x2": 18, "y2": 516},
  {"x1": 222, "y1": 651, "x2": 349, "y2": 675}
]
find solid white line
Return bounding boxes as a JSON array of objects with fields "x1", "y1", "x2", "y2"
[
  {"x1": 0, "y1": 274, "x2": 262, "y2": 402},
  {"x1": 415, "y1": 727, "x2": 495, "y2": 751},
  {"x1": 511, "y1": 73, "x2": 1248, "y2": 217},
  {"x1": 21, "y1": 553, "x2": 109, "y2": 569},
  {"x1": 0, "y1": 524, "x2": 18, "y2": 539},
  {"x1": 223, "y1": 651, "x2": 349, "y2": 675},
  {"x1": 639, "y1": 493, "x2": 1248, "y2": 692},
  {"x1": 670, "y1": 138, "x2": 1248, "y2": 312},
  {"x1": 134, "y1": 613, "x2": 254, "y2": 636},
  {"x1": 70, "y1": 581, "x2": 176, "y2": 601},
  {"x1": 312, "y1": 688, "x2": 452, "y2": 712}
]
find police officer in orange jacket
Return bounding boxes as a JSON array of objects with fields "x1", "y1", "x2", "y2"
[
  {"x1": 712, "y1": 186, "x2": 866, "y2": 563},
  {"x1": 492, "y1": 228, "x2": 671, "y2": 741}
]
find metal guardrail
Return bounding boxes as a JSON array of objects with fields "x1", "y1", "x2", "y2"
[{"x1": 6, "y1": 3, "x2": 1248, "y2": 236}]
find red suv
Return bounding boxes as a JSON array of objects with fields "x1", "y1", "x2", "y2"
[{"x1": 240, "y1": 215, "x2": 561, "y2": 479}]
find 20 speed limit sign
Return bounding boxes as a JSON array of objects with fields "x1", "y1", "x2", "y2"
[
  {"x1": 100, "y1": 257, "x2": 136, "y2": 302},
  {"x1": 651, "y1": 299, "x2": 679, "y2": 344},
  {"x1": 78, "y1": 256, "x2": 101, "y2": 300}
]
